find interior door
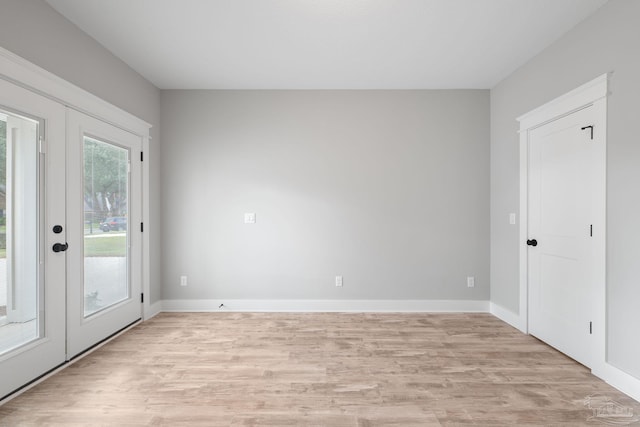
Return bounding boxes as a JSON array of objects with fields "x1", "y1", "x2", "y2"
[
  {"x1": 527, "y1": 105, "x2": 597, "y2": 367},
  {"x1": 0, "y1": 79, "x2": 66, "y2": 399},
  {"x1": 66, "y1": 109, "x2": 142, "y2": 358}
]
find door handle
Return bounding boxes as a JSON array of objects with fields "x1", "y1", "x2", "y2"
[
  {"x1": 526, "y1": 239, "x2": 538, "y2": 247},
  {"x1": 52, "y1": 242, "x2": 69, "y2": 252}
]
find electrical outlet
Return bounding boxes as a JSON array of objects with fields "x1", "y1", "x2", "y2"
[
  {"x1": 244, "y1": 213, "x2": 256, "y2": 223},
  {"x1": 335, "y1": 276, "x2": 343, "y2": 287},
  {"x1": 467, "y1": 276, "x2": 475, "y2": 288},
  {"x1": 180, "y1": 275, "x2": 188, "y2": 287}
]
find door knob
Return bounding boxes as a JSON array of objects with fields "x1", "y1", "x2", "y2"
[
  {"x1": 526, "y1": 239, "x2": 538, "y2": 247},
  {"x1": 52, "y1": 242, "x2": 69, "y2": 252}
]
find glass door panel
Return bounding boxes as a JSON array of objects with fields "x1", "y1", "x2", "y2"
[
  {"x1": 0, "y1": 78, "x2": 66, "y2": 401},
  {"x1": 0, "y1": 109, "x2": 40, "y2": 355},
  {"x1": 83, "y1": 136, "x2": 129, "y2": 317}
]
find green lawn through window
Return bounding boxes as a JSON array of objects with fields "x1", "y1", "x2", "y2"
[{"x1": 84, "y1": 235, "x2": 126, "y2": 257}]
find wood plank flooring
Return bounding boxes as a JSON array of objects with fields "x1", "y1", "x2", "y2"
[{"x1": 0, "y1": 313, "x2": 638, "y2": 426}]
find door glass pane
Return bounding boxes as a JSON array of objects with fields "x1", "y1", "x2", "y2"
[
  {"x1": 83, "y1": 136, "x2": 129, "y2": 317},
  {"x1": 0, "y1": 109, "x2": 40, "y2": 355}
]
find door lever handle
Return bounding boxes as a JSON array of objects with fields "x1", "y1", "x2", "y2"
[
  {"x1": 526, "y1": 239, "x2": 538, "y2": 247},
  {"x1": 52, "y1": 242, "x2": 69, "y2": 252}
]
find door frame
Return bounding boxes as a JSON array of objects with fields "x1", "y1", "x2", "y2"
[
  {"x1": 0, "y1": 46, "x2": 153, "y2": 321},
  {"x1": 517, "y1": 73, "x2": 608, "y2": 373}
]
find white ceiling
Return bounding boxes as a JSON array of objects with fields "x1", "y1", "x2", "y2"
[{"x1": 45, "y1": 0, "x2": 608, "y2": 90}]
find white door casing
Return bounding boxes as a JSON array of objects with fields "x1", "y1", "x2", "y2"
[
  {"x1": 0, "y1": 45, "x2": 153, "y2": 323},
  {"x1": 518, "y1": 74, "x2": 607, "y2": 372}
]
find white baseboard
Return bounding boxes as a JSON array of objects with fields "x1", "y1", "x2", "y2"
[
  {"x1": 489, "y1": 302, "x2": 526, "y2": 333},
  {"x1": 593, "y1": 362, "x2": 640, "y2": 403},
  {"x1": 160, "y1": 299, "x2": 489, "y2": 313}
]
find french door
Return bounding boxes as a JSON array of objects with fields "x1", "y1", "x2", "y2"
[
  {"x1": 0, "y1": 79, "x2": 142, "y2": 399},
  {"x1": 66, "y1": 110, "x2": 142, "y2": 359},
  {"x1": 0, "y1": 79, "x2": 66, "y2": 399}
]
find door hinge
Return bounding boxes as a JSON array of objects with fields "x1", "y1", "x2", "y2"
[
  {"x1": 581, "y1": 125, "x2": 594, "y2": 140},
  {"x1": 140, "y1": 151, "x2": 144, "y2": 161},
  {"x1": 590, "y1": 224, "x2": 593, "y2": 237},
  {"x1": 141, "y1": 222, "x2": 144, "y2": 232},
  {"x1": 39, "y1": 135, "x2": 46, "y2": 153},
  {"x1": 141, "y1": 293, "x2": 144, "y2": 303},
  {"x1": 590, "y1": 321, "x2": 593, "y2": 335}
]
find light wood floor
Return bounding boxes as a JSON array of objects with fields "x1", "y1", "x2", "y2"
[{"x1": 0, "y1": 313, "x2": 638, "y2": 426}]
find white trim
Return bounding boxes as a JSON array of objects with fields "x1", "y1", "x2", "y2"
[
  {"x1": 161, "y1": 299, "x2": 490, "y2": 313},
  {"x1": 517, "y1": 73, "x2": 609, "y2": 131},
  {"x1": 0, "y1": 46, "x2": 151, "y2": 137},
  {"x1": 589, "y1": 99, "x2": 607, "y2": 376},
  {"x1": 146, "y1": 301, "x2": 163, "y2": 320},
  {"x1": 141, "y1": 136, "x2": 152, "y2": 320},
  {"x1": 490, "y1": 302, "x2": 525, "y2": 332},
  {"x1": 518, "y1": 129, "x2": 529, "y2": 334},
  {"x1": 593, "y1": 363, "x2": 640, "y2": 403}
]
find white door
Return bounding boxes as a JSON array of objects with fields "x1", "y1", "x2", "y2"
[
  {"x1": 66, "y1": 109, "x2": 142, "y2": 358},
  {"x1": 0, "y1": 79, "x2": 66, "y2": 399},
  {"x1": 527, "y1": 105, "x2": 599, "y2": 367}
]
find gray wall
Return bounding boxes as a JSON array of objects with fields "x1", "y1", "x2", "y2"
[
  {"x1": 490, "y1": 0, "x2": 640, "y2": 379},
  {"x1": 0, "y1": 0, "x2": 163, "y2": 303},
  {"x1": 161, "y1": 90, "x2": 489, "y2": 301}
]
